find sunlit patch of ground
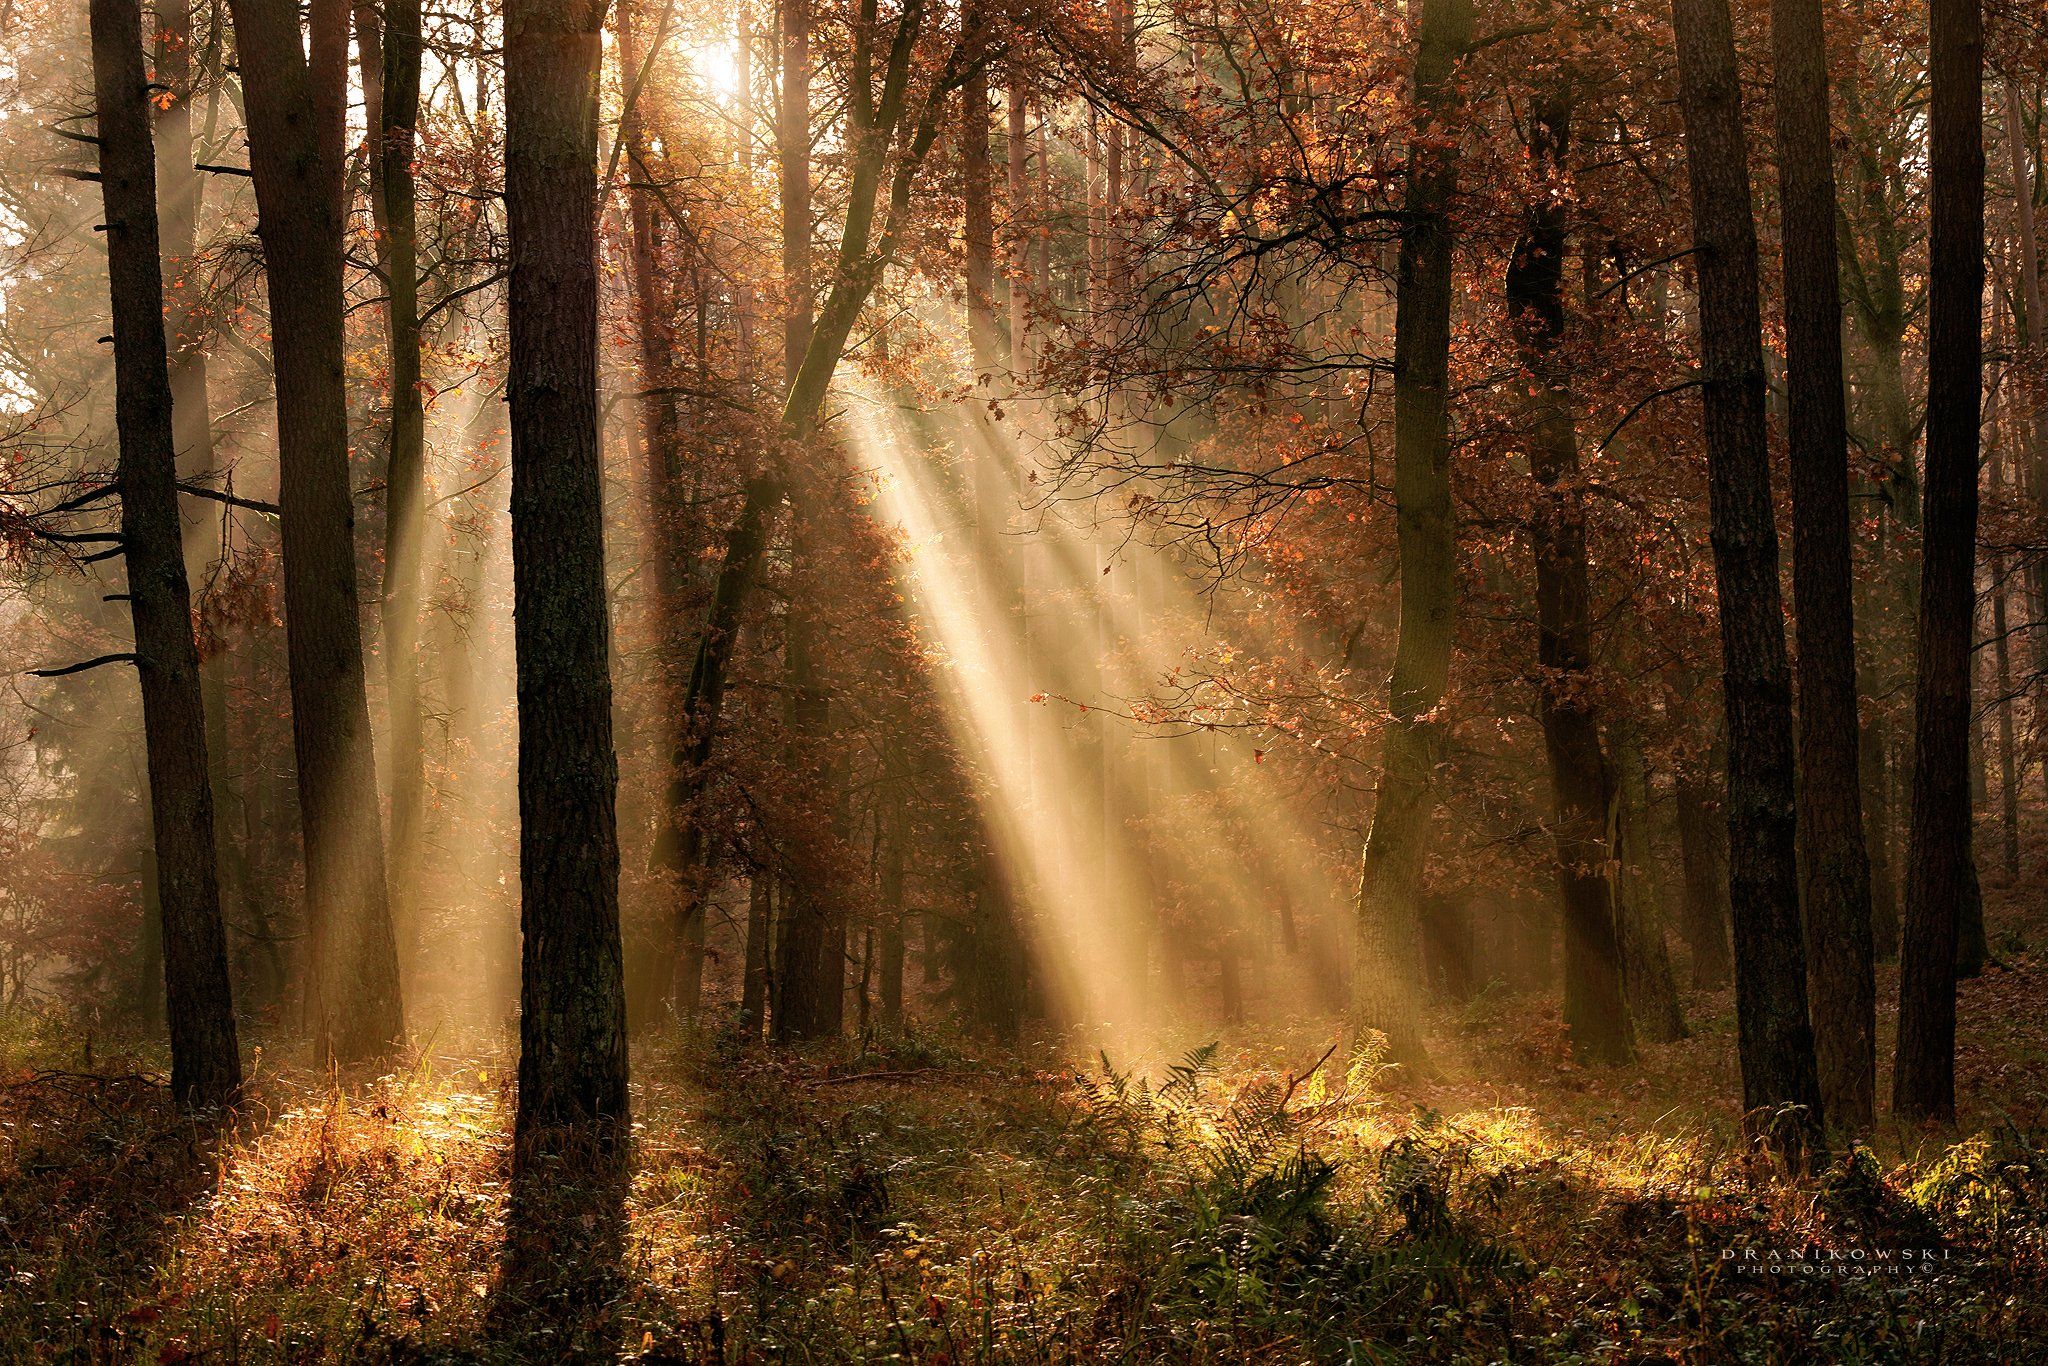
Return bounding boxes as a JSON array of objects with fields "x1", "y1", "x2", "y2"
[{"x1": 4, "y1": 941, "x2": 2047, "y2": 1362}]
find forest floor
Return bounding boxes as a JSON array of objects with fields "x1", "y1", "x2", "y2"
[{"x1": 5, "y1": 890, "x2": 2048, "y2": 1363}]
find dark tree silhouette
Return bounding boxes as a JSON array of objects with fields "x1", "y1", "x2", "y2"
[
  {"x1": 1771, "y1": 0, "x2": 1877, "y2": 1134},
  {"x1": 90, "y1": 0, "x2": 241, "y2": 1109},
  {"x1": 226, "y1": 0, "x2": 402, "y2": 1062},
  {"x1": 1894, "y1": 0, "x2": 1985, "y2": 1126},
  {"x1": 1669, "y1": 0, "x2": 1823, "y2": 1155}
]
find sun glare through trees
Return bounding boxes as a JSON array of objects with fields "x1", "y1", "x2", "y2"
[{"x1": 2, "y1": 0, "x2": 2047, "y2": 1358}]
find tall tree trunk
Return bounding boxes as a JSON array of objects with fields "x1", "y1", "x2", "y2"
[
  {"x1": 92, "y1": 0, "x2": 242, "y2": 1109},
  {"x1": 1505, "y1": 96, "x2": 1632, "y2": 1065},
  {"x1": 1893, "y1": 0, "x2": 1984, "y2": 1125},
  {"x1": 1353, "y1": 0, "x2": 1470, "y2": 1070},
  {"x1": 617, "y1": 0, "x2": 707, "y2": 1026},
  {"x1": 1772, "y1": 0, "x2": 1877, "y2": 1132},
  {"x1": 153, "y1": 0, "x2": 249, "y2": 951},
  {"x1": 226, "y1": 0, "x2": 402, "y2": 1062},
  {"x1": 505, "y1": 0, "x2": 630, "y2": 1160},
  {"x1": 364, "y1": 0, "x2": 430, "y2": 973},
  {"x1": 1669, "y1": 0, "x2": 1823, "y2": 1154},
  {"x1": 1006, "y1": 64, "x2": 1029, "y2": 368}
]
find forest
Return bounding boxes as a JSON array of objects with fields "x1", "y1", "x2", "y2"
[{"x1": 1, "y1": 0, "x2": 2046, "y2": 1357}]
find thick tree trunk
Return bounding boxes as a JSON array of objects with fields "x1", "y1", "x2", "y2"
[
  {"x1": 505, "y1": 0, "x2": 630, "y2": 1160},
  {"x1": 1505, "y1": 97, "x2": 1632, "y2": 1065},
  {"x1": 1893, "y1": 0, "x2": 1984, "y2": 1127},
  {"x1": 92, "y1": 0, "x2": 243, "y2": 1110},
  {"x1": 1352, "y1": 0, "x2": 1470, "y2": 1071},
  {"x1": 1670, "y1": 0, "x2": 1823, "y2": 1154},
  {"x1": 1772, "y1": 0, "x2": 1877, "y2": 1134},
  {"x1": 227, "y1": 0, "x2": 402, "y2": 1062}
]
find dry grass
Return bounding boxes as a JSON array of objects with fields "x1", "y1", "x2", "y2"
[{"x1": 3, "y1": 937, "x2": 2046, "y2": 1361}]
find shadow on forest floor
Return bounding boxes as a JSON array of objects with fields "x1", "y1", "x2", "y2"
[
  {"x1": 0, "y1": 1061, "x2": 247, "y2": 1358},
  {"x1": 5, "y1": 932, "x2": 2048, "y2": 1361}
]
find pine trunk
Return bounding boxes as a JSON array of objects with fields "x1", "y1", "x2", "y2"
[
  {"x1": 505, "y1": 0, "x2": 631, "y2": 1160},
  {"x1": 1669, "y1": 0, "x2": 1823, "y2": 1153},
  {"x1": 1353, "y1": 0, "x2": 1470, "y2": 1070},
  {"x1": 1505, "y1": 97, "x2": 1632, "y2": 1065},
  {"x1": 92, "y1": 0, "x2": 243, "y2": 1110},
  {"x1": 1893, "y1": 0, "x2": 1983, "y2": 1126},
  {"x1": 227, "y1": 0, "x2": 402, "y2": 1062}
]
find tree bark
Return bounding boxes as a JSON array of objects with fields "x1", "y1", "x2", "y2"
[
  {"x1": 505, "y1": 0, "x2": 630, "y2": 1160},
  {"x1": 1893, "y1": 0, "x2": 1984, "y2": 1127},
  {"x1": 1505, "y1": 96, "x2": 1632, "y2": 1065},
  {"x1": 1669, "y1": 0, "x2": 1823, "y2": 1154},
  {"x1": 226, "y1": 0, "x2": 403, "y2": 1062},
  {"x1": 1353, "y1": 0, "x2": 1470, "y2": 1070},
  {"x1": 92, "y1": 0, "x2": 243, "y2": 1109},
  {"x1": 1771, "y1": 0, "x2": 1877, "y2": 1132}
]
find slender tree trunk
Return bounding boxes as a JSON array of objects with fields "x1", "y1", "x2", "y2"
[
  {"x1": 505, "y1": 0, "x2": 630, "y2": 1160},
  {"x1": 1992, "y1": 548, "x2": 2020, "y2": 880},
  {"x1": 153, "y1": 1, "x2": 250, "y2": 952},
  {"x1": 879, "y1": 798, "x2": 907, "y2": 1028},
  {"x1": 1006, "y1": 65, "x2": 1029, "y2": 368},
  {"x1": 365, "y1": 0, "x2": 430, "y2": 972},
  {"x1": 1675, "y1": 766, "x2": 1735, "y2": 989},
  {"x1": 1505, "y1": 96, "x2": 1632, "y2": 1064},
  {"x1": 617, "y1": 1, "x2": 708, "y2": 1025},
  {"x1": 227, "y1": 0, "x2": 402, "y2": 1062},
  {"x1": 1352, "y1": 0, "x2": 1470, "y2": 1071},
  {"x1": 1894, "y1": 0, "x2": 1985, "y2": 1126},
  {"x1": 1771, "y1": 0, "x2": 1877, "y2": 1131},
  {"x1": 92, "y1": 0, "x2": 242, "y2": 1109},
  {"x1": 740, "y1": 873, "x2": 771, "y2": 1036},
  {"x1": 1670, "y1": 0, "x2": 1823, "y2": 1154}
]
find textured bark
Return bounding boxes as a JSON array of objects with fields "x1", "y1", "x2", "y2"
[
  {"x1": 1772, "y1": 0, "x2": 1877, "y2": 1133},
  {"x1": 227, "y1": 0, "x2": 402, "y2": 1062},
  {"x1": 505, "y1": 0, "x2": 630, "y2": 1160},
  {"x1": 1892, "y1": 0, "x2": 1983, "y2": 1127},
  {"x1": 1353, "y1": 0, "x2": 1470, "y2": 1070},
  {"x1": 1669, "y1": 0, "x2": 1823, "y2": 1153},
  {"x1": 1505, "y1": 98, "x2": 1632, "y2": 1065},
  {"x1": 92, "y1": 0, "x2": 243, "y2": 1109}
]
